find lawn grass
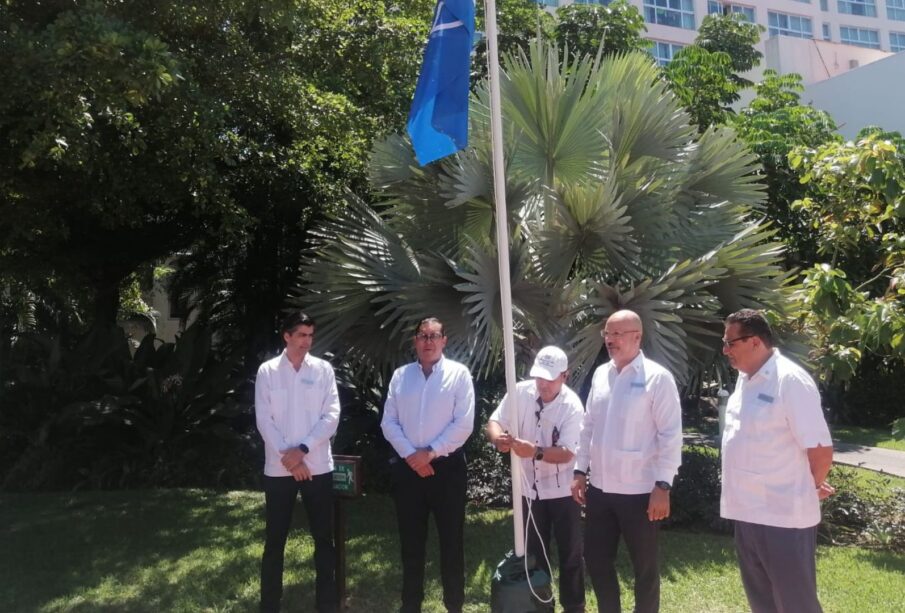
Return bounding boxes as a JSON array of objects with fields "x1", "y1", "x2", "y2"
[
  {"x1": 832, "y1": 463, "x2": 905, "y2": 493},
  {"x1": 832, "y1": 425, "x2": 905, "y2": 452},
  {"x1": 1, "y1": 489, "x2": 903, "y2": 612}
]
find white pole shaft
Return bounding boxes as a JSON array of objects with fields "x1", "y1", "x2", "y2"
[{"x1": 483, "y1": 0, "x2": 524, "y2": 557}]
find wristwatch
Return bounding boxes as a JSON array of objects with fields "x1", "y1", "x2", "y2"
[
  {"x1": 655, "y1": 480, "x2": 672, "y2": 491},
  {"x1": 298, "y1": 443, "x2": 309, "y2": 454},
  {"x1": 534, "y1": 447, "x2": 544, "y2": 461}
]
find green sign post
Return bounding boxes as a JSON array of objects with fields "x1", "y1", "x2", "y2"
[{"x1": 332, "y1": 455, "x2": 362, "y2": 610}]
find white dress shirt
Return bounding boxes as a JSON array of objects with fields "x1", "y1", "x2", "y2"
[
  {"x1": 721, "y1": 349, "x2": 832, "y2": 529},
  {"x1": 381, "y1": 356, "x2": 475, "y2": 459},
  {"x1": 575, "y1": 351, "x2": 682, "y2": 495},
  {"x1": 489, "y1": 380, "x2": 584, "y2": 500},
  {"x1": 255, "y1": 351, "x2": 341, "y2": 477}
]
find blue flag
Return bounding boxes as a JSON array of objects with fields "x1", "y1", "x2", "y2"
[{"x1": 407, "y1": 0, "x2": 475, "y2": 166}]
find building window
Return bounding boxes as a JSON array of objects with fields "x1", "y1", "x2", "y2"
[
  {"x1": 840, "y1": 25, "x2": 881, "y2": 47},
  {"x1": 821, "y1": 0, "x2": 829, "y2": 9},
  {"x1": 650, "y1": 40, "x2": 685, "y2": 65},
  {"x1": 535, "y1": 0, "x2": 559, "y2": 6},
  {"x1": 707, "y1": 2, "x2": 755, "y2": 21},
  {"x1": 823, "y1": 23, "x2": 832, "y2": 39},
  {"x1": 888, "y1": 0, "x2": 905, "y2": 21},
  {"x1": 644, "y1": 0, "x2": 696, "y2": 30},
  {"x1": 768, "y1": 11, "x2": 814, "y2": 38},
  {"x1": 790, "y1": 0, "x2": 811, "y2": 3},
  {"x1": 572, "y1": 0, "x2": 612, "y2": 4},
  {"x1": 838, "y1": 0, "x2": 877, "y2": 16},
  {"x1": 890, "y1": 31, "x2": 905, "y2": 50}
]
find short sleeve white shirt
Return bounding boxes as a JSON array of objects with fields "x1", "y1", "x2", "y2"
[
  {"x1": 720, "y1": 349, "x2": 833, "y2": 529},
  {"x1": 489, "y1": 380, "x2": 585, "y2": 500},
  {"x1": 381, "y1": 356, "x2": 475, "y2": 459},
  {"x1": 576, "y1": 351, "x2": 683, "y2": 495},
  {"x1": 254, "y1": 351, "x2": 341, "y2": 477}
]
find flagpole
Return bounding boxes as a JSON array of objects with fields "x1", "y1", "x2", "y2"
[{"x1": 483, "y1": 0, "x2": 524, "y2": 557}]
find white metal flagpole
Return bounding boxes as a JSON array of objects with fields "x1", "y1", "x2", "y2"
[{"x1": 482, "y1": 0, "x2": 524, "y2": 557}]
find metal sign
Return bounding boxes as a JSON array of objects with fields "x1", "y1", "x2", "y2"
[{"x1": 332, "y1": 455, "x2": 362, "y2": 498}]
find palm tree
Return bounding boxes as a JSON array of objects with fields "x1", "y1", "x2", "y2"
[{"x1": 292, "y1": 41, "x2": 795, "y2": 389}]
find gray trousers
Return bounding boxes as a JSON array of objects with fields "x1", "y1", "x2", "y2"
[{"x1": 733, "y1": 520, "x2": 822, "y2": 613}]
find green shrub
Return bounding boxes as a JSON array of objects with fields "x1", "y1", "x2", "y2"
[
  {"x1": 821, "y1": 465, "x2": 905, "y2": 552},
  {"x1": 668, "y1": 445, "x2": 729, "y2": 532},
  {"x1": 2, "y1": 324, "x2": 256, "y2": 490}
]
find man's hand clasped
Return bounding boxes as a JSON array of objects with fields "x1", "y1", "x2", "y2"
[
  {"x1": 817, "y1": 481, "x2": 836, "y2": 500},
  {"x1": 280, "y1": 447, "x2": 312, "y2": 481},
  {"x1": 571, "y1": 473, "x2": 587, "y2": 506},
  {"x1": 406, "y1": 447, "x2": 436, "y2": 478}
]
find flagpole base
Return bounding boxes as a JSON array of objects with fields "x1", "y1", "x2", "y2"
[{"x1": 490, "y1": 550, "x2": 555, "y2": 612}]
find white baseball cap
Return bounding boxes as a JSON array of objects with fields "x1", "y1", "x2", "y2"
[{"x1": 530, "y1": 346, "x2": 568, "y2": 380}]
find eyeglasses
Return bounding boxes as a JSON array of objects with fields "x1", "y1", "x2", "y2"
[
  {"x1": 415, "y1": 332, "x2": 445, "y2": 342},
  {"x1": 722, "y1": 335, "x2": 753, "y2": 349},
  {"x1": 601, "y1": 330, "x2": 640, "y2": 339}
]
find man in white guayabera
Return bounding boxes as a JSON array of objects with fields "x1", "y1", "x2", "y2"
[
  {"x1": 255, "y1": 311, "x2": 340, "y2": 613},
  {"x1": 721, "y1": 308, "x2": 834, "y2": 613}
]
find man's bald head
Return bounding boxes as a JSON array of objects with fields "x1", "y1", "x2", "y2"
[
  {"x1": 608, "y1": 309, "x2": 643, "y2": 333},
  {"x1": 603, "y1": 309, "x2": 643, "y2": 371}
]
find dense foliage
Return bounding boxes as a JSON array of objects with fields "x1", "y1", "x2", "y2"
[
  {"x1": 554, "y1": 0, "x2": 650, "y2": 59},
  {"x1": 2, "y1": 323, "x2": 254, "y2": 490},
  {"x1": 665, "y1": 13, "x2": 763, "y2": 131}
]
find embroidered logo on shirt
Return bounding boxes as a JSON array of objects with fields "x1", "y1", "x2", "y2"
[
  {"x1": 630, "y1": 381, "x2": 645, "y2": 389},
  {"x1": 757, "y1": 393, "x2": 774, "y2": 403},
  {"x1": 300, "y1": 378, "x2": 315, "y2": 385}
]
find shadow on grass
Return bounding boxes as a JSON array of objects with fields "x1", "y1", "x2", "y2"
[
  {"x1": 1, "y1": 489, "x2": 264, "y2": 612},
  {"x1": 3, "y1": 490, "x2": 899, "y2": 612},
  {"x1": 832, "y1": 426, "x2": 888, "y2": 449},
  {"x1": 850, "y1": 547, "x2": 905, "y2": 573}
]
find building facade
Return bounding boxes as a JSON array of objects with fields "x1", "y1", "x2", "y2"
[{"x1": 552, "y1": 1, "x2": 904, "y2": 67}]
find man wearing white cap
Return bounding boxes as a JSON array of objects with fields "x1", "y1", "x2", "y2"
[{"x1": 486, "y1": 346, "x2": 586, "y2": 613}]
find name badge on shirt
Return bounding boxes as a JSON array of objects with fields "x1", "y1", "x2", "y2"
[
  {"x1": 757, "y1": 393, "x2": 774, "y2": 403},
  {"x1": 630, "y1": 381, "x2": 645, "y2": 389},
  {"x1": 300, "y1": 378, "x2": 316, "y2": 386}
]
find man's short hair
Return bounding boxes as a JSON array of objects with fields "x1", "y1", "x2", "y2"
[
  {"x1": 414, "y1": 317, "x2": 445, "y2": 336},
  {"x1": 725, "y1": 309, "x2": 773, "y2": 347},
  {"x1": 280, "y1": 311, "x2": 315, "y2": 335}
]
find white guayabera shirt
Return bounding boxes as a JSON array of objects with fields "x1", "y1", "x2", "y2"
[
  {"x1": 489, "y1": 380, "x2": 584, "y2": 500},
  {"x1": 576, "y1": 351, "x2": 683, "y2": 495},
  {"x1": 255, "y1": 351, "x2": 341, "y2": 477},
  {"x1": 721, "y1": 349, "x2": 832, "y2": 529}
]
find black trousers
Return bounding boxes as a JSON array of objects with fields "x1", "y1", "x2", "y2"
[
  {"x1": 523, "y1": 495, "x2": 586, "y2": 612},
  {"x1": 584, "y1": 487, "x2": 659, "y2": 613},
  {"x1": 391, "y1": 450, "x2": 467, "y2": 613},
  {"x1": 260, "y1": 473, "x2": 337, "y2": 613}
]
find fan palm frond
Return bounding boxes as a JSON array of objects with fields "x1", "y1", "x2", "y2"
[
  {"x1": 595, "y1": 52, "x2": 695, "y2": 165},
  {"x1": 709, "y1": 223, "x2": 797, "y2": 315},
  {"x1": 533, "y1": 178, "x2": 639, "y2": 283},
  {"x1": 293, "y1": 44, "x2": 798, "y2": 389},
  {"x1": 499, "y1": 40, "x2": 611, "y2": 188}
]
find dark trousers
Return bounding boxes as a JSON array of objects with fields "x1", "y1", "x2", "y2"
[
  {"x1": 523, "y1": 495, "x2": 586, "y2": 612},
  {"x1": 260, "y1": 473, "x2": 337, "y2": 613},
  {"x1": 584, "y1": 487, "x2": 660, "y2": 613},
  {"x1": 391, "y1": 451, "x2": 467, "y2": 613},
  {"x1": 734, "y1": 520, "x2": 822, "y2": 613}
]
